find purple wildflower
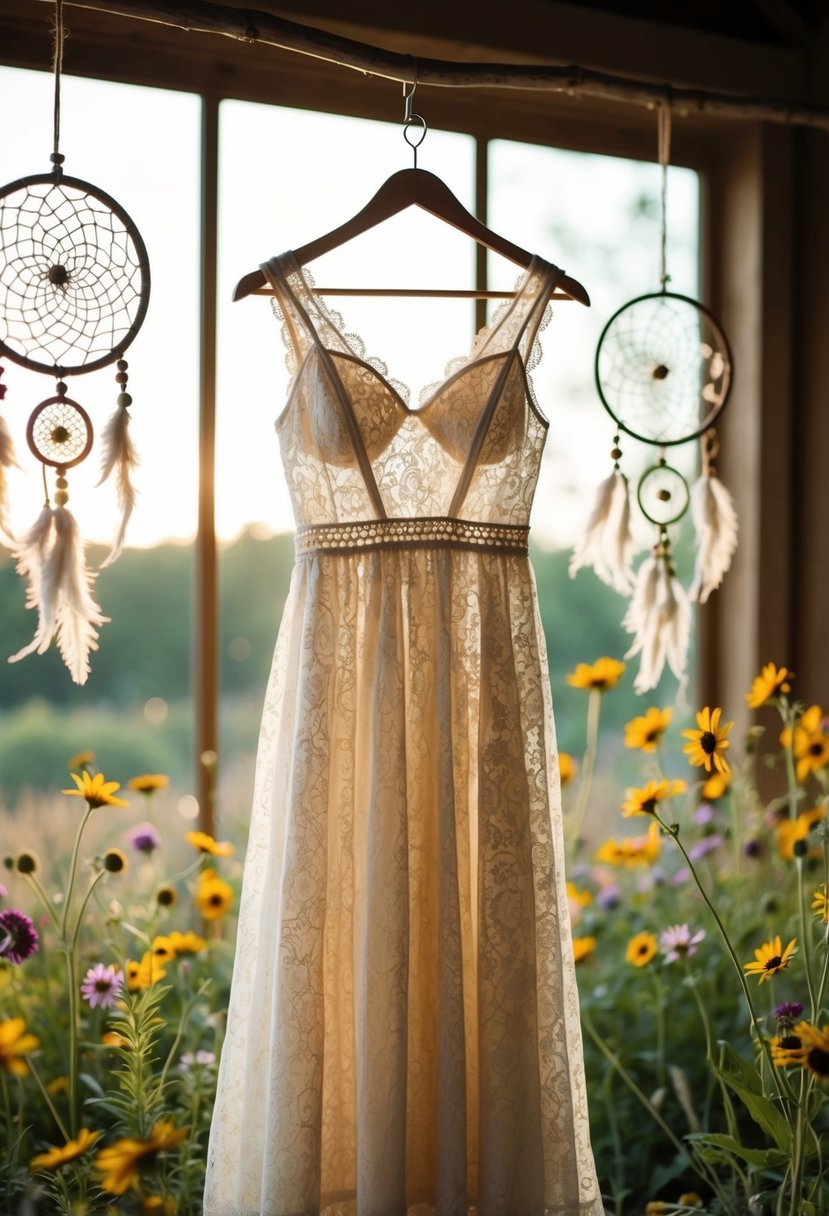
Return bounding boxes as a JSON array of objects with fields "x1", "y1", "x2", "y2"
[
  {"x1": 744, "y1": 838, "x2": 763, "y2": 859},
  {"x1": 596, "y1": 884, "x2": 622, "y2": 909},
  {"x1": 775, "y1": 1002, "x2": 804, "y2": 1022},
  {"x1": 694, "y1": 803, "x2": 716, "y2": 826},
  {"x1": 126, "y1": 821, "x2": 162, "y2": 854},
  {"x1": 689, "y1": 833, "x2": 724, "y2": 861},
  {"x1": 80, "y1": 963, "x2": 125, "y2": 1009},
  {"x1": 0, "y1": 909, "x2": 40, "y2": 964},
  {"x1": 660, "y1": 923, "x2": 705, "y2": 963},
  {"x1": 179, "y1": 1049, "x2": 216, "y2": 1071}
]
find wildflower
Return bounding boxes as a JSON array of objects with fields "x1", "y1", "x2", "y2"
[
  {"x1": 702, "y1": 769, "x2": 731, "y2": 800},
  {"x1": 167, "y1": 930, "x2": 206, "y2": 955},
  {"x1": 14, "y1": 851, "x2": 39, "y2": 875},
  {"x1": 682, "y1": 707, "x2": 733, "y2": 774},
  {"x1": 771, "y1": 1028, "x2": 805, "y2": 1066},
  {"x1": 45, "y1": 1075, "x2": 69, "y2": 1095},
  {"x1": 195, "y1": 869, "x2": 233, "y2": 920},
  {"x1": 178, "y1": 1049, "x2": 216, "y2": 1071},
  {"x1": 693, "y1": 802, "x2": 715, "y2": 826},
  {"x1": 128, "y1": 774, "x2": 170, "y2": 795},
  {"x1": 185, "y1": 830, "x2": 235, "y2": 857},
  {"x1": 566, "y1": 881, "x2": 592, "y2": 909},
  {"x1": 566, "y1": 657, "x2": 625, "y2": 691},
  {"x1": 0, "y1": 1017, "x2": 39, "y2": 1075},
  {"x1": 151, "y1": 936, "x2": 176, "y2": 964},
  {"x1": 0, "y1": 881, "x2": 6, "y2": 900},
  {"x1": 776, "y1": 806, "x2": 825, "y2": 860},
  {"x1": 31, "y1": 1127, "x2": 101, "y2": 1171},
  {"x1": 80, "y1": 964, "x2": 125, "y2": 1010},
  {"x1": 746, "y1": 662, "x2": 792, "y2": 709},
  {"x1": 660, "y1": 923, "x2": 705, "y2": 963},
  {"x1": 62, "y1": 771, "x2": 129, "y2": 809},
  {"x1": 559, "y1": 753, "x2": 576, "y2": 786},
  {"x1": 155, "y1": 885, "x2": 177, "y2": 908},
  {"x1": 68, "y1": 750, "x2": 95, "y2": 772},
  {"x1": 595, "y1": 882, "x2": 622, "y2": 909},
  {"x1": 624, "y1": 707, "x2": 672, "y2": 752},
  {"x1": 126, "y1": 953, "x2": 167, "y2": 992},
  {"x1": 94, "y1": 1121, "x2": 188, "y2": 1194},
  {"x1": 138, "y1": 1196, "x2": 176, "y2": 1215},
  {"x1": 128, "y1": 822, "x2": 162, "y2": 854},
  {"x1": 0, "y1": 909, "x2": 39, "y2": 964},
  {"x1": 101, "y1": 1031, "x2": 129, "y2": 1049},
  {"x1": 689, "y1": 833, "x2": 724, "y2": 861},
  {"x1": 744, "y1": 838, "x2": 763, "y2": 858},
  {"x1": 781, "y1": 705, "x2": 829, "y2": 784},
  {"x1": 743, "y1": 934, "x2": 798, "y2": 983},
  {"x1": 813, "y1": 885, "x2": 829, "y2": 924},
  {"x1": 775, "y1": 1001, "x2": 804, "y2": 1024},
  {"x1": 103, "y1": 848, "x2": 128, "y2": 874},
  {"x1": 625, "y1": 931, "x2": 658, "y2": 968},
  {"x1": 621, "y1": 778, "x2": 686, "y2": 819},
  {"x1": 645, "y1": 1200, "x2": 666, "y2": 1213},
  {"x1": 784, "y1": 1022, "x2": 829, "y2": 1078},
  {"x1": 678, "y1": 1196, "x2": 703, "y2": 1210},
  {"x1": 595, "y1": 821, "x2": 661, "y2": 868}
]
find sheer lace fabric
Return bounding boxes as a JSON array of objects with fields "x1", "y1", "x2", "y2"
[{"x1": 204, "y1": 253, "x2": 603, "y2": 1216}]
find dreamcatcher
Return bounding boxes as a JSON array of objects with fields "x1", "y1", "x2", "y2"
[
  {"x1": 0, "y1": 0, "x2": 150, "y2": 683},
  {"x1": 570, "y1": 101, "x2": 735, "y2": 694}
]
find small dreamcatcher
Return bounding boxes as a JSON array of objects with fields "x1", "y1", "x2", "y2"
[
  {"x1": 0, "y1": 0, "x2": 150, "y2": 683},
  {"x1": 570, "y1": 101, "x2": 736, "y2": 694}
]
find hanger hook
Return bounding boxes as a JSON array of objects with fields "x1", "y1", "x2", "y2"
[{"x1": 402, "y1": 61, "x2": 427, "y2": 168}]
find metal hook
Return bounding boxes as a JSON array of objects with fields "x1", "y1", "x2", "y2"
[{"x1": 402, "y1": 63, "x2": 427, "y2": 168}]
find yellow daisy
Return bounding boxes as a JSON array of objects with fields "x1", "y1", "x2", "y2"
[
  {"x1": 625, "y1": 932, "x2": 658, "y2": 968},
  {"x1": 566, "y1": 881, "x2": 593, "y2": 908},
  {"x1": 31, "y1": 1128, "x2": 100, "y2": 1171},
  {"x1": 62, "y1": 771, "x2": 129, "y2": 809},
  {"x1": 185, "y1": 830, "x2": 235, "y2": 857},
  {"x1": 621, "y1": 778, "x2": 686, "y2": 818},
  {"x1": 781, "y1": 705, "x2": 829, "y2": 784},
  {"x1": 128, "y1": 774, "x2": 170, "y2": 794},
  {"x1": 94, "y1": 1121, "x2": 187, "y2": 1194},
  {"x1": 594, "y1": 820, "x2": 661, "y2": 868},
  {"x1": 702, "y1": 769, "x2": 732, "y2": 801},
  {"x1": 559, "y1": 753, "x2": 576, "y2": 787},
  {"x1": 166, "y1": 929, "x2": 206, "y2": 955},
  {"x1": 126, "y1": 953, "x2": 168, "y2": 992},
  {"x1": 150, "y1": 935, "x2": 177, "y2": 965},
  {"x1": 566, "y1": 657, "x2": 626, "y2": 691},
  {"x1": 139, "y1": 1196, "x2": 176, "y2": 1215},
  {"x1": 0, "y1": 1017, "x2": 39, "y2": 1076},
  {"x1": 743, "y1": 934, "x2": 797, "y2": 984},
  {"x1": 784, "y1": 1022, "x2": 829, "y2": 1078},
  {"x1": 195, "y1": 869, "x2": 233, "y2": 921},
  {"x1": 572, "y1": 936, "x2": 597, "y2": 963},
  {"x1": 746, "y1": 662, "x2": 792, "y2": 709},
  {"x1": 682, "y1": 706, "x2": 733, "y2": 774},
  {"x1": 45, "y1": 1075, "x2": 69, "y2": 1096},
  {"x1": 101, "y1": 1031, "x2": 130, "y2": 1049},
  {"x1": 775, "y1": 806, "x2": 825, "y2": 861},
  {"x1": 624, "y1": 707, "x2": 672, "y2": 752},
  {"x1": 812, "y1": 884, "x2": 828, "y2": 925}
]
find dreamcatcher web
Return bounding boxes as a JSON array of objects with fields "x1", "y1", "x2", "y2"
[
  {"x1": 596, "y1": 293, "x2": 730, "y2": 445},
  {"x1": 0, "y1": 178, "x2": 147, "y2": 373}
]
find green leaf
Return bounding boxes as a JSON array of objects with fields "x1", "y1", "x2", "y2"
[
  {"x1": 717, "y1": 1076, "x2": 792, "y2": 1153},
  {"x1": 717, "y1": 1041, "x2": 763, "y2": 1094},
  {"x1": 687, "y1": 1132, "x2": 787, "y2": 1170}
]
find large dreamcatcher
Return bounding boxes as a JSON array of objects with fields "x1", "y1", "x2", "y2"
[
  {"x1": 0, "y1": 0, "x2": 150, "y2": 683},
  {"x1": 570, "y1": 102, "x2": 736, "y2": 694}
]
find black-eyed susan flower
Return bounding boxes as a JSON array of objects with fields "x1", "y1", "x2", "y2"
[
  {"x1": 138, "y1": 1195, "x2": 176, "y2": 1215},
  {"x1": 594, "y1": 821, "x2": 661, "y2": 868},
  {"x1": 743, "y1": 934, "x2": 798, "y2": 984},
  {"x1": 621, "y1": 778, "x2": 686, "y2": 819},
  {"x1": 102, "y1": 848, "x2": 128, "y2": 874},
  {"x1": 150, "y1": 936, "x2": 176, "y2": 965},
  {"x1": 625, "y1": 931, "x2": 658, "y2": 968},
  {"x1": 62, "y1": 772, "x2": 129, "y2": 809},
  {"x1": 644, "y1": 1204, "x2": 665, "y2": 1216},
  {"x1": 813, "y1": 884, "x2": 828, "y2": 924},
  {"x1": 566, "y1": 657, "x2": 626, "y2": 691},
  {"x1": 559, "y1": 753, "x2": 576, "y2": 786},
  {"x1": 127, "y1": 774, "x2": 170, "y2": 796},
  {"x1": 166, "y1": 930, "x2": 206, "y2": 955},
  {"x1": 125, "y1": 953, "x2": 167, "y2": 992},
  {"x1": 195, "y1": 869, "x2": 233, "y2": 920},
  {"x1": 94, "y1": 1121, "x2": 187, "y2": 1194},
  {"x1": 67, "y1": 750, "x2": 95, "y2": 773},
  {"x1": 702, "y1": 768, "x2": 732, "y2": 801},
  {"x1": 770, "y1": 1028, "x2": 805, "y2": 1066},
  {"x1": 14, "y1": 851, "x2": 40, "y2": 875},
  {"x1": 101, "y1": 1031, "x2": 129, "y2": 1049},
  {"x1": 572, "y1": 936, "x2": 597, "y2": 963},
  {"x1": 678, "y1": 1196, "x2": 703, "y2": 1209},
  {"x1": 775, "y1": 806, "x2": 825, "y2": 861},
  {"x1": 31, "y1": 1127, "x2": 101, "y2": 1171},
  {"x1": 682, "y1": 706, "x2": 732, "y2": 774},
  {"x1": 786, "y1": 1022, "x2": 829, "y2": 1078},
  {"x1": 781, "y1": 705, "x2": 829, "y2": 784},
  {"x1": 185, "y1": 830, "x2": 235, "y2": 857},
  {"x1": 155, "y1": 885, "x2": 177, "y2": 908},
  {"x1": 624, "y1": 707, "x2": 672, "y2": 752},
  {"x1": 746, "y1": 663, "x2": 792, "y2": 709},
  {"x1": 0, "y1": 1017, "x2": 39, "y2": 1075},
  {"x1": 45, "y1": 1075, "x2": 69, "y2": 1096}
]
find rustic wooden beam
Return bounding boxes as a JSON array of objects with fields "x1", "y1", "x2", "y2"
[{"x1": 31, "y1": 0, "x2": 829, "y2": 129}]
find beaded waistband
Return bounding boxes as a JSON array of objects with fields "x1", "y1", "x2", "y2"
[{"x1": 295, "y1": 517, "x2": 530, "y2": 557}]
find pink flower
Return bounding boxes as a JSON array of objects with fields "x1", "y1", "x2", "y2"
[
  {"x1": 0, "y1": 909, "x2": 39, "y2": 964},
  {"x1": 80, "y1": 963, "x2": 125, "y2": 1009},
  {"x1": 660, "y1": 923, "x2": 705, "y2": 963}
]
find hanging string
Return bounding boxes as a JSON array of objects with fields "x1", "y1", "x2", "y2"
[
  {"x1": 51, "y1": 0, "x2": 65, "y2": 169},
  {"x1": 658, "y1": 97, "x2": 672, "y2": 291}
]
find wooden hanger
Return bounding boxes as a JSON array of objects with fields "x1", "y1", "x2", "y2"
[{"x1": 233, "y1": 167, "x2": 590, "y2": 306}]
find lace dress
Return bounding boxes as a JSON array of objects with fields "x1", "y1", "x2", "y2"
[{"x1": 203, "y1": 252, "x2": 603, "y2": 1216}]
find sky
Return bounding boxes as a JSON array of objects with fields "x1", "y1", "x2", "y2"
[{"x1": 0, "y1": 66, "x2": 699, "y2": 552}]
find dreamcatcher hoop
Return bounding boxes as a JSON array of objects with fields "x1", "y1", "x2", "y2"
[
  {"x1": 0, "y1": 171, "x2": 150, "y2": 376},
  {"x1": 594, "y1": 289, "x2": 733, "y2": 447},
  {"x1": 26, "y1": 395, "x2": 94, "y2": 469}
]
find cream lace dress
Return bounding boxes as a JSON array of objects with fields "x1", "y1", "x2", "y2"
[{"x1": 203, "y1": 252, "x2": 603, "y2": 1216}]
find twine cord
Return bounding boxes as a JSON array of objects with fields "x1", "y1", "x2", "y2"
[
  {"x1": 52, "y1": 0, "x2": 65, "y2": 162},
  {"x1": 658, "y1": 98, "x2": 672, "y2": 290}
]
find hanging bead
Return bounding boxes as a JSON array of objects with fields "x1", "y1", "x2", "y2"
[{"x1": 0, "y1": 362, "x2": 7, "y2": 402}]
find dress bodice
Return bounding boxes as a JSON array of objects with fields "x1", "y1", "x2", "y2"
[{"x1": 263, "y1": 251, "x2": 563, "y2": 529}]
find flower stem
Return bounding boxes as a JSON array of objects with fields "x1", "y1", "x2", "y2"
[
  {"x1": 21, "y1": 872, "x2": 61, "y2": 936},
  {"x1": 25, "y1": 1055, "x2": 71, "y2": 1142},
  {"x1": 788, "y1": 1070, "x2": 807, "y2": 1216},
  {"x1": 61, "y1": 803, "x2": 94, "y2": 942},
  {"x1": 797, "y1": 855, "x2": 818, "y2": 1017}
]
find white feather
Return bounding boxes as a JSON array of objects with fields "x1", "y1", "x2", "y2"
[
  {"x1": 570, "y1": 470, "x2": 634, "y2": 592},
  {"x1": 97, "y1": 406, "x2": 139, "y2": 568},
  {"x1": 690, "y1": 473, "x2": 738, "y2": 603},
  {"x1": 0, "y1": 415, "x2": 19, "y2": 544},
  {"x1": 622, "y1": 553, "x2": 659, "y2": 654}
]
